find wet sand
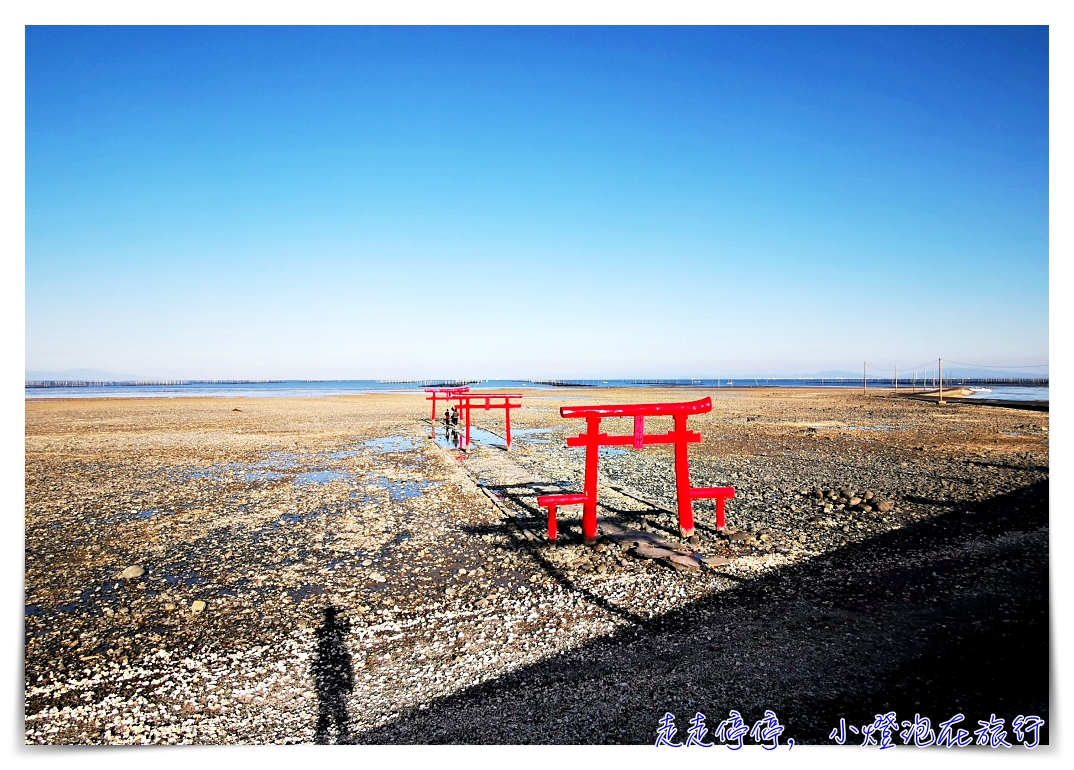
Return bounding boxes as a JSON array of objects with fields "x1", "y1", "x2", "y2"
[{"x1": 24, "y1": 388, "x2": 1049, "y2": 744}]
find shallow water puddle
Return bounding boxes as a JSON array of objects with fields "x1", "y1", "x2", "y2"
[
  {"x1": 432, "y1": 425, "x2": 506, "y2": 449},
  {"x1": 294, "y1": 469, "x2": 353, "y2": 486},
  {"x1": 360, "y1": 475, "x2": 437, "y2": 503},
  {"x1": 364, "y1": 436, "x2": 417, "y2": 453},
  {"x1": 432, "y1": 428, "x2": 464, "y2": 450}
]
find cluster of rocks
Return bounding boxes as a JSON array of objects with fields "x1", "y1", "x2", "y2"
[{"x1": 809, "y1": 487, "x2": 895, "y2": 515}]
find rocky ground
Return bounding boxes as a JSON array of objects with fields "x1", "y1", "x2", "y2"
[{"x1": 24, "y1": 388, "x2": 1049, "y2": 745}]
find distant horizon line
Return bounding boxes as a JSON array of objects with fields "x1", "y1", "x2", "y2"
[{"x1": 25, "y1": 376, "x2": 1051, "y2": 388}]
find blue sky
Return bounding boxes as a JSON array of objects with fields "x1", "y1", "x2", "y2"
[{"x1": 25, "y1": 25, "x2": 1049, "y2": 379}]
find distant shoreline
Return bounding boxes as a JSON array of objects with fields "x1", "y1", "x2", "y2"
[
  {"x1": 25, "y1": 379, "x2": 286, "y2": 388},
  {"x1": 25, "y1": 377, "x2": 1049, "y2": 389},
  {"x1": 24, "y1": 380, "x2": 1049, "y2": 410}
]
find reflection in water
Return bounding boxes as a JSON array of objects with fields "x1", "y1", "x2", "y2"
[
  {"x1": 312, "y1": 605, "x2": 354, "y2": 744},
  {"x1": 429, "y1": 423, "x2": 463, "y2": 453}
]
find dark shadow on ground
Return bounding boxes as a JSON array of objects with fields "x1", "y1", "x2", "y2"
[
  {"x1": 493, "y1": 481, "x2": 706, "y2": 541},
  {"x1": 355, "y1": 481, "x2": 1049, "y2": 745},
  {"x1": 972, "y1": 461, "x2": 1049, "y2": 473},
  {"x1": 312, "y1": 605, "x2": 354, "y2": 744}
]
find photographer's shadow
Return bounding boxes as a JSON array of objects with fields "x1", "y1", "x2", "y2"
[{"x1": 312, "y1": 604, "x2": 354, "y2": 744}]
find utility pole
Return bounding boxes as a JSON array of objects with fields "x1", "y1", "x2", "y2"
[
  {"x1": 938, "y1": 358, "x2": 944, "y2": 405},
  {"x1": 895, "y1": 364, "x2": 898, "y2": 392},
  {"x1": 864, "y1": 362, "x2": 867, "y2": 393}
]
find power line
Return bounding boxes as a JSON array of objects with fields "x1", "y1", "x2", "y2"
[
  {"x1": 866, "y1": 359, "x2": 942, "y2": 373},
  {"x1": 865, "y1": 360, "x2": 1047, "y2": 373},
  {"x1": 943, "y1": 360, "x2": 1049, "y2": 369}
]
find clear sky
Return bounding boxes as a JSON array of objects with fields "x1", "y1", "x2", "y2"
[{"x1": 25, "y1": 25, "x2": 1049, "y2": 380}]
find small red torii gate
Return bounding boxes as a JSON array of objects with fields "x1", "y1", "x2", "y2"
[
  {"x1": 537, "y1": 397, "x2": 734, "y2": 543},
  {"x1": 447, "y1": 392, "x2": 523, "y2": 450},
  {"x1": 425, "y1": 386, "x2": 470, "y2": 422}
]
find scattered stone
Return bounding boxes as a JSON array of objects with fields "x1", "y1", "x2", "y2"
[
  {"x1": 667, "y1": 553, "x2": 701, "y2": 571},
  {"x1": 369, "y1": 572, "x2": 386, "y2": 583},
  {"x1": 849, "y1": 497, "x2": 862, "y2": 507},
  {"x1": 877, "y1": 500, "x2": 895, "y2": 513},
  {"x1": 119, "y1": 565, "x2": 144, "y2": 579},
  {"x1": 633, "y1": 545, "x2": 676, "y2": 559},
  {"x1": 699, "y1": 555, "x2": 731, "y2": 567},
  {"x1": 191, "y1": 600, "x2": 206, "y2": 613}
]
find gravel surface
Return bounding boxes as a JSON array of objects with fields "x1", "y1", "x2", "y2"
[{"x1": 24, "y1": 388, "x2": 1049, "y2": 744}]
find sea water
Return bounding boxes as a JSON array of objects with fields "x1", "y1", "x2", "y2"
[{"x1": 25, "y1": 378, "x2": 1048, "y2": 402}]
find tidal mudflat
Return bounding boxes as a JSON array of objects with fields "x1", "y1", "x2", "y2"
[{"x1": 24, "y1": 388, "x2": 1048, "y2": 744}]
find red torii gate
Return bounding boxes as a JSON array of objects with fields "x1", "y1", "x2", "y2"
[
  {"x1": 447, "y1": 392, "x2": 523, "y2": 450},
  {"x1": 537, "y1": 397, "x2": 734, "y2": 543},
  {"x1": 425, "y1": 386, "x2": 470, "y2": 422}
]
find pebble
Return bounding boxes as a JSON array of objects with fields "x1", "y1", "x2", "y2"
[
  {"x1": 191, "y1": 600, "x2": 206, "y2": 613},
  {"x1": 119, "y1": 565, "x2": 145, "y2": 579}
]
